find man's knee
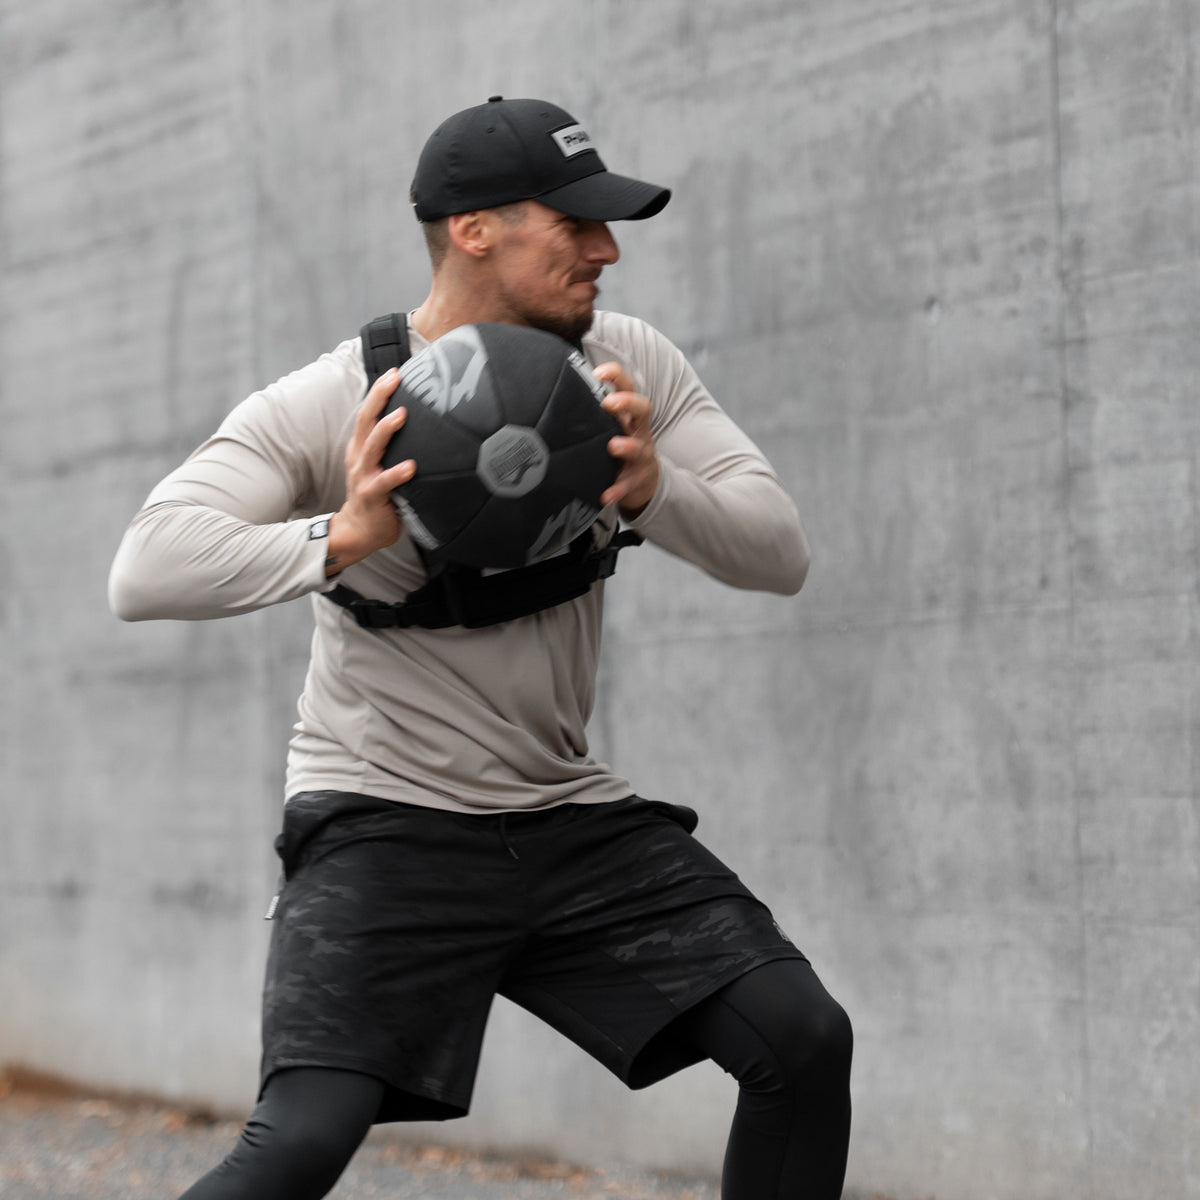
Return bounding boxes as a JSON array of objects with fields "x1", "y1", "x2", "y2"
[
  {"x1": 681, "y1": 959, "x2": 851, "y2": 1100},
  {"x1": 784, "y1": 989, "x2": 853, "y2": 1083},
  {"x1": 725, "y1": 960, "x2": 853, "y2": 1095},
  {"x1": 231, "y1": 1067, "x2": 378, "y2": 1191},
  {"x1": 215, "y1": 1107, "x2": 362, "y2": 1200},
  {"x1": 259, "y1": 1109, "x2": 358, "y2": 1160}
]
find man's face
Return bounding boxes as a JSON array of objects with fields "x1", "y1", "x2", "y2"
[{"x1": 485, "y1": 201, "x2": 620, "y2": 341}]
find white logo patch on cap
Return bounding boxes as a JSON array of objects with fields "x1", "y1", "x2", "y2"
[{"x1": 551, "y1": 124, "x2": 594, "y2": 158}]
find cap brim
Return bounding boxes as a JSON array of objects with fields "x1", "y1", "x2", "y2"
[{"x1": 538, "y1": 170, "x2": 671, "y2": 221}]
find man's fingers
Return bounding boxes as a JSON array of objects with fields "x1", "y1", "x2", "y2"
[
  {"x1": 381, "y1": 457, "x2": 417, "y2": 490},
  {"x1": 595, "y1": 374, "x2": 658, "y2": 516},
  {"x1": 599, "y1": 479, "x2": 625, "y2": 508},
  {"x1": 600, "y1": 459, "x2": 651, "y2": 509},
  {"x1": 602, "y1": 392, "x2": 651, "y2": 439},
  {"x1": 361, "y1": 402, "x2": 409, "y2": 457},
  {"x1": 594, "y1": 361, "x2": 635, "y2": 394},
  {"x1": 368, "y1": 366, "x2": 403, "y2": 409},
  {"x1": 606, "y1": 433, "x2": 649, "y2": 461},
  {"x1": 353, "y1": 368, "x2": 403, "y2": 440},
  {"x1": 348, "y1": 400, "x2": 408, "y2": 476}
]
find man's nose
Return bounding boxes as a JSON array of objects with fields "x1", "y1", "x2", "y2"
[{"x1": 584, "y1": 221, "x2": 620, "y2": 265}]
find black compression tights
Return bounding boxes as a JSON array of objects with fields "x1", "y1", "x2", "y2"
[
  {"x1": 176, "y1": 1066, "x2": 384, "y2": 1200},
  {"x1": 673, "y1": 958, "x2": 853, "y2": 1200},
  {"x1": 178, "y1": 959, "x2": 851, "y2": 1200}
]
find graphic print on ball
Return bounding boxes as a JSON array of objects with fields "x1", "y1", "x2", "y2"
[{"x1": 400, "y1": 325, "x2": 493, "y2": 422}]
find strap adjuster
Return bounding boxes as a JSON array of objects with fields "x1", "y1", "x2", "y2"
[
  {"x1": 350, "y1": 598, "x2": 404, "y2": 629},
  {"x1": 325, "y1": 587, "x2": 414, "y2": 629}
]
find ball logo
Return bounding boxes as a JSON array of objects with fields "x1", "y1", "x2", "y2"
[{"x1": 477, "y1": 425, "x2": 550, "y2": 497}]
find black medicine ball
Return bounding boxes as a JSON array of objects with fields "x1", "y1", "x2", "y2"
[{"x1": 379, "y1": 322, "x2": 621, "y2": 570}]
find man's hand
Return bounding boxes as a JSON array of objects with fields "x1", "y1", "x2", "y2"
[
  {"x1": 595, "y1": 363, "x2": 659, "y2": 519},
  {"x1": 325, "y1": 368, "x2": 416, "y2": 576}
]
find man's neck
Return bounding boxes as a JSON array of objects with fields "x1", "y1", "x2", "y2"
[{"x1": 409, "y1": 275, "x2": 507, "y2": 343}]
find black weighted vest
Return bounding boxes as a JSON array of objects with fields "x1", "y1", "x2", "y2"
[{"x1": 323, "y1": 313, "x2": 640, "y2": 630}]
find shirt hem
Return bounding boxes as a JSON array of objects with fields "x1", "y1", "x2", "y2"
[{"x1": 282, "y1": 771, "x2": 637, "y2": 815}]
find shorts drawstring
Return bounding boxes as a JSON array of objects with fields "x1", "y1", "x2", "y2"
[{"x1": 497, "y1": 813, "x2": 520, "y2": 860}]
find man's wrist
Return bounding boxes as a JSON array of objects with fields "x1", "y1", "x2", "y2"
[
  {"x1": 322, "y1": 512, "x2": 367, "y2": 577},
  {"x1": 303, "y1": 516, "x2": 345, "y2": 579}
]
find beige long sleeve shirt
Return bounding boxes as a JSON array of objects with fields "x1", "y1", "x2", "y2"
[{"x1": 109, "y1": 311, "x2": 809, "y2": 813}]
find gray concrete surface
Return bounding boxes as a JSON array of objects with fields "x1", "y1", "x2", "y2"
[
  {"x1": 2, "y1": 2, "x2": 1198, "y2": 1199},
  {"x1": 0, "y1": 1073, "x2": 725, "y2": 1200}
]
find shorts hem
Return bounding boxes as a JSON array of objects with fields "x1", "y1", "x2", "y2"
[
  {"x1": 622, "y1": 945, "x2": 809, "y2": 1091},
  {"x1": 260, "y1": 1052, "x2": 471, "y2": 1123}
]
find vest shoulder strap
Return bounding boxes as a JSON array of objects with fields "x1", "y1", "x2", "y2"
[{"x1": 360, "y1": 312, "x2": 411, "y2": 389}]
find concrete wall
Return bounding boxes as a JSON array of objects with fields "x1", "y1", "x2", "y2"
[{"x1": 1, "y1": 2, "x2": 1197, "y2": 1198}]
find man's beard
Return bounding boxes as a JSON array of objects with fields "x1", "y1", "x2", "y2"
[
  {"x1": 526, "y1": 306, "x2": 595, "y2": 343},
  {"x1": 501, "y1": 291, "x2": 597, "y2": 343}
]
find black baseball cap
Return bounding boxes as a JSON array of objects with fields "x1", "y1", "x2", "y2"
[{"x1": 411, "y1": 96, "x2": 671, "y2": 223}]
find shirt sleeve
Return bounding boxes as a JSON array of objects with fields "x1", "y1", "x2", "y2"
[
  {"x1": 108, "y1": 346, "x2": 359, "y2": 621},
  {"x1": 591, "y1": 315, "x2": 810, "y2": 595}
]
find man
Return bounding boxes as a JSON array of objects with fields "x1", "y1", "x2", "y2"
[{"x1": 109, "y1": 96, "x2": 852, "y2": 1200}]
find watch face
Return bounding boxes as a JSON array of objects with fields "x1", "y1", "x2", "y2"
[{"x1": 309, "y1": 519, "x2": 331, "y2": 540}]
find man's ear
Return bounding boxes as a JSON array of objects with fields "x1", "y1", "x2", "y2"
[{"x1": 447, "y1": 211, "x2": 490, "y2": 258}]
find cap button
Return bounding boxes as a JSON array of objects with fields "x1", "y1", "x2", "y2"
[{"x1": 488, "y1": 95, "x2": 503, "y2": 103}]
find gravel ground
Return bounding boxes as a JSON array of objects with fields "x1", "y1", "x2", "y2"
[{"x1": 0, "y1": 1073, "x2": 721, "y2": 1200}]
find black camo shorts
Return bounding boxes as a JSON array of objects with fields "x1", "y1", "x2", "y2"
[{"x1": 260, "y1": 791, "x2": 806, "y2": 1123}]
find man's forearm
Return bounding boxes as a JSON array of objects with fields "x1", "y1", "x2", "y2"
[{"x1": 109, "y1": 502, "x2": 335, "y2": 621}]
